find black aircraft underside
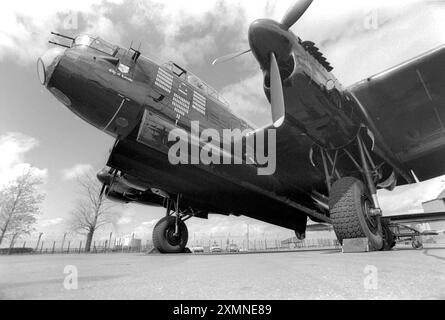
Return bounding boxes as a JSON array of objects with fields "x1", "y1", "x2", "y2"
[{"x1": 106, "y1": 136, "x2": 311, "y2": 234}]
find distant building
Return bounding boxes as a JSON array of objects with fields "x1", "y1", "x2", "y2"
[
  {"x1": 116, "y1": 235, "x2": 142, "y2": 248},
  {"x1": 281, "y1": 237, "x2": 339, "y2": 248}
]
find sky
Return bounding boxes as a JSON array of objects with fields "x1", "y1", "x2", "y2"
[{"x1": 1, "y1": 0, "x2": 445, "y2": 244}]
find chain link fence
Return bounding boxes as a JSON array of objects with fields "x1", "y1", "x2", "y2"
[
  {"x1": 0, "y1": 236, "x2": 155, "y2": 255},
  {"x1": 4, "y1": 234, "x2": 444, "y2": 255},
  {"x1": 0, "y1": 235, "x2": 343, "y2": 255}
]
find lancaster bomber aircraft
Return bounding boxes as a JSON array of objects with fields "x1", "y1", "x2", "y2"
[{"x1": 38, "y1": 0, "x2": 445, "y2": 253}]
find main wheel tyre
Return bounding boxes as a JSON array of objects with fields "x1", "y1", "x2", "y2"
[
  {"x1": 152, "y1": 216, "x2": 188, "y2": 253},
  {"x1": 329, "y1": 177, "x2": 384, "y2": 251}
]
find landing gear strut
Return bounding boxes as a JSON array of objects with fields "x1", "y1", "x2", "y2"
[
  {"x1": 318, "y1": 127, "x2": 394, "y2": 251},
  {"x1": 389, "y1": 223, "x2": 424, "y2": 250},
  {"x1": 152, "y1": 195, "x2": 190, "y2": 253}
]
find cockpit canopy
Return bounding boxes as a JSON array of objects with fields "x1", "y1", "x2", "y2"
[
  {"x1": 163, "y1": 61, "x2": 229, "y2": 106},
  {"x1": 73, "y1": 35, "x2": 118, "y2": 56}
]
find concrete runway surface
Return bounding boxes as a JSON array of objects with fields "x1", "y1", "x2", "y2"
[{"x1": 1, "y1": 247, "x2": 445, "y2": 300}]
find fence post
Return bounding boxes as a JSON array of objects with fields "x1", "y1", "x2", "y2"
[
  {"x1": 79, "y1": 241, "x2": 82, "y2": 253},
  {"x1": 61, "y1": 233, "x2": 67, "y2": 253},
  {"x1": 8, "y1": 234, "x2": 17, "y2": 255},
  {"x1": 35, "y1": 233, "x2": 43, "y2": 252},
  {"x1": 108, "y1": 232, "x2": 113, "y2": 252},
  {"x1": 52, "y1": 241, "x2": 56, "y2": 254}
]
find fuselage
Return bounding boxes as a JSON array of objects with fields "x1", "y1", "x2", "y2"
[{"x1": 38, "y1": 25, "x2": 362, "y2": 232}]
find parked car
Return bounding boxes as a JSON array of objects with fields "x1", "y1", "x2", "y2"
[
  {"x1": 228, "y1": 244, "x2": 240, "y2": 253},
  {"x1": 191, "y1": 246, "x2": 204, "y2": 253},
  {"x1": 210, "y1": 245, "x2": 222, "y2": 253}
]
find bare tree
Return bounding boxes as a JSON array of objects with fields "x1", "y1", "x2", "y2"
[
  {"x1": 0, "y1": 169, "x2": 45, "y2": 246},
  {"x1": 68, "y1": 171, "x2": 120, "y2": 252}
]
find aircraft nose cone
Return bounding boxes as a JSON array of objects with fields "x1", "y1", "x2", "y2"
[
  {"x1": 248, "y1": 19, "x2": 277, "y2": 52},
  {"x1": 37, "y1": 47, "x2": 66, "y2": 86}
]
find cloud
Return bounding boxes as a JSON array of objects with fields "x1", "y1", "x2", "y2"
[
  {"x1": 0, "y1": 0, "x2": 124, "y2": 63},
  {"x1": 292, "y1": 0, "x2": 445, "y2": 86},
  {"x1": 117, "y1": 216, "x2": 132, "y2": 226},
  {"x1": 141, "y1": 220, "x2": 157, "y2": 227},
  {"x1": 116, "y1": 209, "x2": 137, "y2": 226},
  {"x1": 38, "y1": 217, "x2": 64, "y2": 228},
  {"x1": 131, "y1": 219, "x2": 158, "y2": 238},
  {"x1": 126, "y1": 0, "x2": 252, "y2": 67},
  {"x1": 221, "y1": 72, "x2": 271, "y2": 127},
  {"x1": 0, "y1": 132, "x2": 48, "y2": 187},
  {"x1": 61, "y1": 163, "x2": 93, "y2": 180}
]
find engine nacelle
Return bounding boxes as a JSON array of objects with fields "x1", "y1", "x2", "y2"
[{"x1": 105, "y1": 189, "x2": 130, "y2": 204}]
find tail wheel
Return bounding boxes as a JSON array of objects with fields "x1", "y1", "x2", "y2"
[
  {"x1": 329, "y1": 177, "x2": 384, "y2": 251},
  {"x1": 381, "y1": 220, "x2": 396, "y2": 250},
  {"x1": 412, "y1": 240, "x2": 423, "y2": 250},
  {"x1": 152, "y1": 216, "x2": 188, "y2": 253}
]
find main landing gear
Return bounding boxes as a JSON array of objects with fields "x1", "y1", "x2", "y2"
[
  {"x1": 329, "y1": 177, "x2": 389, "y2": 250},
  {"x1": 152, "y1": 195, "x2": 191, "y2": 253},
  {"x1": 317, "y1": 127, "x2": 396, "y2": 251}
]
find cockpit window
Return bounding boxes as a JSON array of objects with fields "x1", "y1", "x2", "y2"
[
  {"x1": 73, "y1": 36, "x2": 117, "y2": 56},
  {"x1": 90, "y1": 38, "x2": 117, "y2": 56}
]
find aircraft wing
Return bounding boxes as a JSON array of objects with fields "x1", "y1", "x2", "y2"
[
  {"x1": 386, "y1": 211, "x2": 445, "y2": 224},
  {"x1": 349, "y1": 45, "x2": 445, "y2": 181},
  {"x1": 306, "y1": 212, "x2": 445, "y2": 233},
  {"x1": 306, "y1": 223, "x2": 333, "y2": 232}
]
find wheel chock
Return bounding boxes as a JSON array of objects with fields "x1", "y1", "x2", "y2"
[{"x1": 342, "y1": 238, "x2": 373, "y2": 253}]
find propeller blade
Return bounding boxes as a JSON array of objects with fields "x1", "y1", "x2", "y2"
[
  {"x1": 281, "y1": 0, "x2": 313, "y2": 30},
  {"x1": 270, "y1": 52, "x2": 285, "y2": 128},
  {"x1": 212, "y1": 49, "x2": 251, "y2": 65},
  {"x1": 100, "y1": 184, "x2": 106, "y2": 198}
]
